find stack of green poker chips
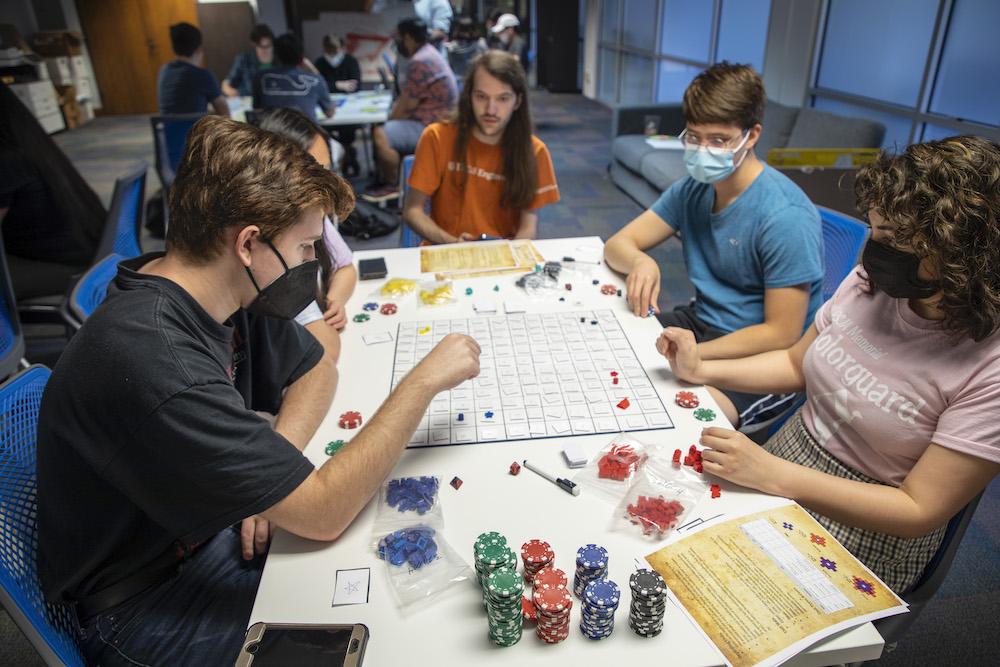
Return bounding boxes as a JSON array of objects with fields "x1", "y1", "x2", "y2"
[
  {"x1": 473, "y1": 533, "x2": 516, "y2": 591},
  {"x1": 485, "y1": 567, "x2": 524, "y2": 647}
]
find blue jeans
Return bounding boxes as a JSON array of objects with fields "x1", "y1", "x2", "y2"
[{"x1": 78, "y1": 527, "x2": 264, "y2": 666}]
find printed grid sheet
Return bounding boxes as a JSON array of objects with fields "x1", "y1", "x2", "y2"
[{"x1": 392, "y1": 310, "x2": 675, "y2": 447}]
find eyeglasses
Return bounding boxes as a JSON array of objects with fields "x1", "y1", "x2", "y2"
[{"x1": 679, "y1": 128, "x2": 749, "y2": 156}]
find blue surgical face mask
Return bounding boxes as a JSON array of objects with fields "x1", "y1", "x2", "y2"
[{"x1": 683, "y1": 131, "x2": 751, "y2": 184}]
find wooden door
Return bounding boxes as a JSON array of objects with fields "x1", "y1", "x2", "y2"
[
  {"x1": 197, "y1": 2, "x2": 255, "y2": 85},
  {"x1": 77, "y1": 0, "x2": 198, "y2": 114}
]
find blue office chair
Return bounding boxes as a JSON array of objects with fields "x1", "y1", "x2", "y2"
[
  {"x1": 150, "y1": 114, "x2": 204, "y2": 190},
  {"x1": 848, "y1": 491, "x2": 984, "y2": 665},
  {"x1": 0, "y1": 365, "x2": 86, "y2": 667},
  {"x1": 95, "y1": 162, "x2": 147, "y2": 260},
  {"x1": 0, "y1": 230, "x2": 26, "y2": 380},
  {"x1": 62, "y1": 253, "x2": 124, "y2": 330},
  {"x1": 399, "y1": 154, "x2": 424, "y2": 248},
  {"x1": 747, "y1": 207, "x2": 869, "y2": 438}
]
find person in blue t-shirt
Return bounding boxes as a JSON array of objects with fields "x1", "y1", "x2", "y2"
[
  {"x1": 157, "y1": 22, "x2": 229, "y2": 116},
  {"x1": 605, "y1": 62, "x2": 823, "y2": 428},
  {"x1": 253, "y1": 33, "x2": 334, "y2": 121}
]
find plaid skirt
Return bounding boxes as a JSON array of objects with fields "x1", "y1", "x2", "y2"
[{"x1": 765, "y1": 412, "x2": 947, "y2": 594}]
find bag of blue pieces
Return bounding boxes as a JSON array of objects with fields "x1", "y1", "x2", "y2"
[
  {"x1": 377, "y1": 527, "x2": 439, "y2": 569},
  {"x1": 386, "y1": 476, "x2": 439, "y2": 514}
]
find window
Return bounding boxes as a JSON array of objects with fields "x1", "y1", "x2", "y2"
[
  {"x1": 928, "y1": 0, "x2": 1000, "y2": 126},
  {"x1": 596, "y1": 0, "x2": 771, "y2": 106}
]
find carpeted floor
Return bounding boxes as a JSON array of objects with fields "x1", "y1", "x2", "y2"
[{"x1": 5, "y1": 91, "x2": 997, "y2": 666}]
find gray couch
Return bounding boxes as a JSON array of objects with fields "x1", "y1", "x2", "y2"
[{"x1": 609, "y1": 100, "x2": 886, "y2": 209}]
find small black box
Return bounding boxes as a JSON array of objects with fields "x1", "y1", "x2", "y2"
[{"x1": 358, "y1": 257, "x2": 388, "y2": 280}]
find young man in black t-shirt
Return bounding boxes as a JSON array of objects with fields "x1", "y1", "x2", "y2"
[{"x1": 36, "y1": 116, "x2": 481, "y2": 665}]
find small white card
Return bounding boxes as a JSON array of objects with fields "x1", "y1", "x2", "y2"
[
  {"x1": 473, "y1": 300, "x2": 497, "y2": 313},
  {"x1": 363, "y1": 332, "x2": 394, "y2": 345},
  {"x1": 504, "y1": 301, "x2": 527, "y2": 314},
  {"x1": 332, "y1": 567, "x2": 370, "y2": 606}
]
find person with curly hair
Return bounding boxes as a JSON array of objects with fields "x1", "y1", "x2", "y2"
[{"x1": 658, "y1": 135, "x2": 1000, "y2": 593}]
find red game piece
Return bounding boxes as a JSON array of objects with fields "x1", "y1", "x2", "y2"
[
  {"x1": 710, "y1": 484, "x2": 721, "y2": 498},
  {"x1": 450, "y1": 476, "x2": 463, "y2": 490},
  {"x1": 610, "y1": 371, "x2": 618, "y2": 377},
  {"x1": 612, "y1": 377, "x2": 619, "y2": 385},
  {"x1": 564, "y1": 283, "x2": 572, "y2": 290},
  {"x1": 625, "y1": 495, "x2": 686, "y2": 537},
  {"x1": 338, "y1": 410, "x2": 363, "y2": 429},
  {"x1": 379, "y1": 303, "x2": 397, "y2": 315},
  {"x1": 616, "y1": 398, "x2": 630, "y2": 410},
  {"x1": 597, "y1": 444, "x2": 645, "y2": 481},
  {"x1": 672, "y1": 449, "x2": 682, "y2": 467},
  {"x1": 509, "y1": 461, "x2": 521, "y2": 476},
  {"x1": 675, "y1": 390, "x2": 699, "y2": 409}
]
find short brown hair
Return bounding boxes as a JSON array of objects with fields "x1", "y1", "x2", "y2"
[
  {"x1": 855, "y1": 135, "x2": 1000, "y2": 342},
  {"x1": 167, "y1": 116, "x2": 354, "y2": 262},
  {"x1": 682, "y1": 62, "x2": 765, "y2": 129}
]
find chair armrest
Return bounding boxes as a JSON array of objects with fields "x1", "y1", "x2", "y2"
[{"x1": 611, "y1": 104, "x2": 685, "y2": 137}]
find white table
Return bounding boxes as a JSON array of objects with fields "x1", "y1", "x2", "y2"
[{"x1": 249, "y1": 237, "x2": 886, "y2": 666}]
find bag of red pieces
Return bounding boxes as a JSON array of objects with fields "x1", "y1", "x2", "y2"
[
  {"x1": 598, "y1": 443, "x2": 644, "y2": 482},
  {"x1": 625, "y1": 495, "x2": 686, "y2": 538}
]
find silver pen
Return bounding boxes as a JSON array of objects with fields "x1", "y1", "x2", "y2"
[{"x1": 522, "y1": 459, "x2": 580, "y2": 496}]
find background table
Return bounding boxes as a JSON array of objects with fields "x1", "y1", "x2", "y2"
[{"x1": 249, "y1": 237, "x2": 886, "y2": 666}]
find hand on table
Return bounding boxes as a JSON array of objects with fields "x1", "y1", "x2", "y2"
[
  {"x1": 699, "y1": 427, "x2": 781, "y2": 492},
  {"x1": 240, "y1": 515, "x2": 272, "y2": 560},
  {"x1": 626, "y1": 255, "x2": 661, "y2": 317},
  {"x1": 412, "y1": 333, "x2": 481, "y2": 392},
  {"x1": 656, "y1": 326, "x2": 704, "y2": 384},
  {"x1": 323, "y1": 300, "x2": 348, "y2": 330},
  {"x1": 456, "y1": 232, "x2": 477, "y2": 243},
  {"x1": 335, "y1": 80, "x2": 359, "y2": 93}
]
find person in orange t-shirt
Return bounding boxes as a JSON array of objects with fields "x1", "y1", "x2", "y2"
[{"x1": 404, "y1": 51, "x2": 560, "y2": 243}]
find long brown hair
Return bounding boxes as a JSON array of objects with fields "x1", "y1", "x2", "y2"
[
  {"x1": 452, "y1": 50, "x2": 536, "y2": 209},
  {"x1": 854, "y1": 135, "x2": 1000, "y2": 342}
]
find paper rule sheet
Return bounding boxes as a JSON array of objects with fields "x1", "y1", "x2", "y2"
[
  {"x1": 646, "y1": 502, "x2": 907, "y2": 667},
  {"x1": 420, "y1": 240, "x2": 544, "y2": 276}
]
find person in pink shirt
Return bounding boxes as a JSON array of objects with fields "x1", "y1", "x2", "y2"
[{"x1": 658, "y1": 135, "x2": 1000, "y2": 593}]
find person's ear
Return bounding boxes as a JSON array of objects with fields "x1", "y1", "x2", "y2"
[
  {"x1": 513, "y1": 93, "x2": 522, "y2": 111},
  {"x1": 745, "y1": 123, "x2": 762, "y2": 151},
  {"x1": 235, "y1": 225, "x2": 262, "y2": 268}
]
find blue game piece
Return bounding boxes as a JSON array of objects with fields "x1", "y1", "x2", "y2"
[
  {"x1": 457, "y1": 413, "x2": 464, "y2": 421},
  {"x1": 485, "y1": 410, "x2": 494, "y2": 418}
]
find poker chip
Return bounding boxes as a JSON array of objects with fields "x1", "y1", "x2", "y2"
[
  {"x1": 521, "y1": 595, "x2": 537, "y2": 622},
  {"x1": 693, "y1": 407, "x2": 716, "y2": 422},
  {"x1": 532, "y1": 585, "x2": 573, "y2": 644},
  {"x1": 675, "y1": 390, "x2": 699, "y2": 409},
  {"x1": 352, "y1": 313, "x2": 370, "y2": 323},
  {"x1": 379, "y1": 302, "x2": 397, "y2": 315},
  {"x1": 362, "y1": 302, "x2": 379, "y2": 311},
  {"x1": 338, "y1": 410, "x2": 363, "y2": 429},
  {"x1": 600, "y1": 284, "x2": 617, "y2": 295},
  {"x1": 385, "y1": 476, "x2": 438, "y2": 514},
  {"x1": 376, "y1": 527, "x2": 437, "y2": 568},
  {"x1": 532, "y1": 566, "x2": 567, "y2": 590},
  {"x1": 573, "y1": 544, "x2": 609, "y2": 598},
  {"x1": 580, "y1": 579, "x2": 620, "y2": 640},
  {"x1": 520, "y1": 539, "x2": 554, "y2": 582},
  {"x1": 324, "y1": 439, "x2": 345, "y2": 456},
  {"x1": 485, "y1": 568, "x2": 524, "y2": 647},
  {"x1": 628, "y1": 569, "x2": 667, "y2": 637}
]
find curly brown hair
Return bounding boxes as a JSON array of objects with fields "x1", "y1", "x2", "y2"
[{"x1": 854, "y1": 135, "x2": 1000, "y2": 341}]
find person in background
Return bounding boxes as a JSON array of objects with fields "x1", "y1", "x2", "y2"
[
  {"x1": 222, "y1": 23, "x2": 275, "y2": 97},
  {"x1": 0, "y1": 83, "x2": 105, "y2": 300},
  {"x1": 604, "y1": 63, "x2": 823, "y2": 429},
  {"x1": 315, "y1": 34, "x2": 362, "y2": 176},
  {"x1": 490, "y1": 13, "x2": 528, "y2": 72},
  {"x1": 157, "y1": 22, "x2": 229, "y2": 116},
  {"x1": 254, "y1": 33, "x2": 335, "y2": 121},
  {"x1": 365, "y1": 18, "x2": 457, "y2": 201},
  {"x1": 447, "y1": 15, "x2": 488, "y2": 82},
  {"x1": 404, "y1": 51, "x2": 559, "y2": 243},
  {"x1": 413, "y1": 0, "x2": 453, "y2": 52},
  {"x1": 256, "y1": 107, "x2": 358, "y2": 349},
  {"x1": 485, "y1": 9, "x2": 505, "y2": 49},
  {"x1": 660, "y1": 135, "x2": 1000, "y2": 594}
]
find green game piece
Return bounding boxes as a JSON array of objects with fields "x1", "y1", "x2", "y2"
[
  {"x1": 693, "y1": 408, "x2": 716, "y2": 422},
  {"x1": 353, "y1": 313, "x2": 370, "y2": 323},
  {"x1": 325, "y1": 440, "x2": 346, "y2": 456},
  {"x1": 492, "y1": 285, "x2": 500, "y2": 292},
  {"x1": 465, "y1": 287, "x2": 473, "y2": 295}
]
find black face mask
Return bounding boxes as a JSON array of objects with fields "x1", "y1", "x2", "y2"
[
  {"x1": 244, "y1": 241, "x2": 318, "y2": 319},
  {"x1": 861, "y1": 239, "x2": 938, "y2": 299}
]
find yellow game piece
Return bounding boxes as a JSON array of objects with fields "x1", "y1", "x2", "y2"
[
  {"x1": 418, "y1": 326, "x2": 431, "y2": 335},
  {"x1": 381, "y1": 278, "x2": 417, "y2": 297}
]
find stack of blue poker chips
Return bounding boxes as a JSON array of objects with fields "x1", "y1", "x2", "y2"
[
  {"x1": 628, "y1": 569, "x2": 667, "y2": 637},
  {"x1": 573, "y1": 543, "x2": 609, "y2": 597},
  {"x1": 580, "y1": 579, "x2": 620, "y2": 640},
  {"x1": 386, "y1": 476, "x2": 438, "y2": 514},
  {"x1": 377, "y1": 527, "x2": 438, "y2": 569}
]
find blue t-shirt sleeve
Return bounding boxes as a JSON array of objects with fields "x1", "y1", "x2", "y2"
[
  {"x1": 756, "y1": 205, "x2": 824, "y2": 288},
  {"x1": 315, "y1": 76, "x2": 334, "y2": 112},
  {"x1": 226, "y1": 53, "x2": 245, "y2": 87},
  {"x1": 200, "y1": 69, "x2": 222, "y2": 102},
  {"x1": 649, "y1": 178, "x2": 688, "y2": 234}
]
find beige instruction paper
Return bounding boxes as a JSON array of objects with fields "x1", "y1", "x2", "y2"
[
  {"x1": 420, "y1": 240, "x2": 544, "y2": 277},
  {"x1": 646, "y1": 503, "x2": 907, "y2": 667}
]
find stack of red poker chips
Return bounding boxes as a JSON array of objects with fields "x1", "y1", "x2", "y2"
[
  {"x1": 532, "y1": 585, "x2": 573, "y2": 644},
  {"x1": 625, "y1": 495, "x2": 686, "y2": 538},
  {"x1": 597, "y1": 443, "x2": 644, "y2": 481},
  {"x1": 521, "y1": 540, "x2": 554, "y2": 582}
]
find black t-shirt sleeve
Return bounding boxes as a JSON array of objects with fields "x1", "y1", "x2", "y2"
[
  {"x1": 201, "y1": 69, "x2": 223, "y2": 102},
  {"x1": 104, "y1": 382, "x2": 315, "y2": 546},
  {"x1": 0, "y1": 150, "x2": 32, "y2": 207},
  {"x1": 346, "y1": 55, "x2": 361, "y2": 82},
  {"x1": 247, "y1": 315, "x2": 325, "y2": 414}
]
